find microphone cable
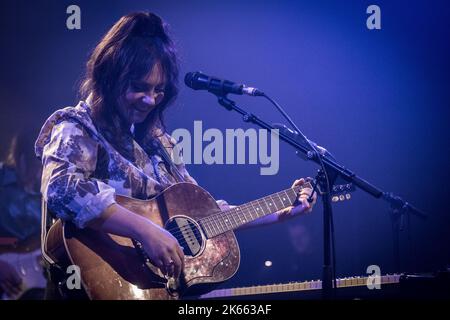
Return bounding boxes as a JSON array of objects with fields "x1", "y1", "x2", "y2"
[{"x1": 261, "y1": 92, "x2": 338, "y2": 296}]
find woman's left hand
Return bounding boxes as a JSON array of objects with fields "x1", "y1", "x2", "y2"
[
  {"x1": 216, "y1": 200, "x2": 234, "y2": 211},
  {"x1": 277, "y1": 178, "x2": 317, "y2": 221}
]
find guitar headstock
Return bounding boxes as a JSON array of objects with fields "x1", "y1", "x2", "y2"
[
  {"x1": 330, "y1": 183, "x2": 355, "y2": 203},
  {"x1": 294, "y1": 179, "x2": 355, "y2": 203}
]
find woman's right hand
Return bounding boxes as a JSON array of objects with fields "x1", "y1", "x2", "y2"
[
  {"x1": 136, "y1": 221, "x2": 185, "y2": 279},
  {"x1": 91, "y1": 203, "x2": 185, "y2": 280}
]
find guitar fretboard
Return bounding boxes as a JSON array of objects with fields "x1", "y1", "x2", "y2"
[
  {"x1": 199, "y1": 274, "x2": 401, "y2": 299},
  {"x1": 199, "y1": 183, "x2": 310, "y2": 238}
]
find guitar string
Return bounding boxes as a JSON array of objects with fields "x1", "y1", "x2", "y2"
[
  {"x1": 165, "y1": 187, "x2": 299, "y2": 236},
  {"x1": 164, "y1": 186, "x2": 302, "y2": 238},
  {"x1": 163, "y1": 186, "x2": 302, "y2": 240},
  {"x1": 198, "y1": 187, "x2": 299, "y2": 234},
  {"x1": 135, "y1": 185, "x2": 307, "y2": 256},
  {"x1": 165, "y1": 196, "x2": 291, "y2": 242}
]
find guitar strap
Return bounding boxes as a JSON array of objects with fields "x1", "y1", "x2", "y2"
[{"x1": 40, "y1": 199, "x2": 55, "y2": 265}]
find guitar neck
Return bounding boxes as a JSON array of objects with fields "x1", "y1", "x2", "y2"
[
  {"x1": 199, "y1": 183, "x2": 310, "y2": 238},
  {"x1": 199, "y1": 274, "x2": 401, "y2": 299}
]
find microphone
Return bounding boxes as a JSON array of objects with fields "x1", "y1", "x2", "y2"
[{"x1": 184, "y1": 71, "x2": 264, "y2": 96}]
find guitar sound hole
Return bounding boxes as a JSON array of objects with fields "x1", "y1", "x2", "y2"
[{"x1": 165, "y1": 216, "x2": 204, "y2": 257}]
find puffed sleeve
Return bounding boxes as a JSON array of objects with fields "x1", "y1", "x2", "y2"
[{"x1": 40, "y1": 120, "x2": 116, "y2": 228}]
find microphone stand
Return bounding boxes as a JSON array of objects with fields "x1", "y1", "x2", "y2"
[
  {"x1": 383, "y1": 192, "x2": 427, "y2": 272},
  {"x1": 213, "y1": 93, "x2": 428, "y2": 299}
]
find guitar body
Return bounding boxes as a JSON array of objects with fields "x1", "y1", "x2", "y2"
[
  {"x1": 0, "y1": 249, "x2": 46, "y2": 300},
  {"x1": 45, "y1": 182, "x2": 240, "y2": 300}
]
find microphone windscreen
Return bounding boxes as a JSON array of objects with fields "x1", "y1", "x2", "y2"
[
  {"x1": 184, "y1": 72, "x2": 194, "y2": 87},
  {"x1": 184, "y1": 72, "x2": 204, "y2": 90}
]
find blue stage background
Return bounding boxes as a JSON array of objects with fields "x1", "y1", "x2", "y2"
[{"x1": 0, "y1": 0, "x2": 449, "y2": 287}]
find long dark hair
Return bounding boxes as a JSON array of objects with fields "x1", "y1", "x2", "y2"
[{"x1": 80, "y1": 12, "x2": 179, "y2": 158}]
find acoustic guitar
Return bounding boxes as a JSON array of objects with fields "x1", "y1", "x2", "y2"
[{"x1": 45, "y1": 181, "x2": 352, "y2": 300}]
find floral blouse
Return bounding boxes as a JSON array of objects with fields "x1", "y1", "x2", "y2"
[{"x1": 35, "y1": 101, "x2": 196, "y2": 229}]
